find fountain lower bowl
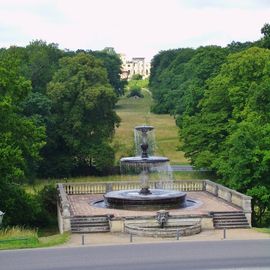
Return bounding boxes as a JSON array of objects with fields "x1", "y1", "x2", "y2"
[
  {"x1": 104, "y1": 189, "x2": 186, "y2": 210},
  {"x1": 120, "y1": 156, "x2": 169, "y2": 164}
]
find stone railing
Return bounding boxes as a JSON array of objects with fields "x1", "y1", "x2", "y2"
[
  {"x1": 204, "y1": 180, "x2": 252, "y2": 213},
  {"x1": 57, "y1": 183, "x2": 71, "y2": 233},
  {"x1": 62, "y1": 179, "x2": 205, "y2": 195}
]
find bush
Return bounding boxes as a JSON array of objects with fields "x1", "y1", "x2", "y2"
[
  {"x1": 131, "y1": 74, "x2": 143, "y2": 80},
  {"x1": 38, "y1": 185, "x2": 57, "y2": 226},
  {"x1": 127, "y1": 86, "x2": 144, "y2": 98},
  {"x1": 0, "y1": 181, "x2": 57, "y2": 228},
  {"x1": 0, "y1": 181, "x2": 42, "y2": 227}
]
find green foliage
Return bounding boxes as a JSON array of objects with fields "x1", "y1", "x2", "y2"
[
  {"x1": 0, "y1": 55, "x2": 46, "y2": 183},
  {"x1": 0, "y1": 181, "x2": 58, "y2": 228},
  {"x1": 41, "y1": 52, "x2": 120, "y2": 177},
  {"x1": 25, "y1": 40, "x2": 64, "y2": 94},
  {"x1": 0, "y1": 227, "x2": 69, "y2": 250},
  {"x1": 127, "y1": 85, "x2": 144, "y2": 98},
  {"x1": 149, "y1": 46, "x2": 228, "y2": 115},
  {"x1": 88, "y1": 48, "x2": 125, "y2": 96},
  {"x1": 180, "y1": 47, "x2": 270, "y2": 226},
  {"x1": 0, "y1": 181, "x2": 41, "y2": 227},
  {"x1": 260, "y1": 23, "x2": 270, "y2": 49},
  {"x1": 128, "y1": 78, "x2": 148, "y2": 90},
  {"x1": 38, "y1": 185, "x2": 57, "y2": 224},
  {"x1": 131, "y1": 74, "x2": 143, "y2": 80}
]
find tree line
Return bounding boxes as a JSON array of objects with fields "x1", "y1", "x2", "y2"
[
  {"x1": 0, "y1": 40, "x2": 125, "y2": 227},
  {"x1": 149, "y1": 24, "x2": 270, "y2": 226}
]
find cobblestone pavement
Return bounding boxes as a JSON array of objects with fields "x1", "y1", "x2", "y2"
[{"x1": 68, "y1": 191, "x2": 241, "y2": 217}]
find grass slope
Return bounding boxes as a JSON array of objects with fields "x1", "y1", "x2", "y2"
[{"x1": 114, "y1": 89, "x2": 188, "y2": 164}]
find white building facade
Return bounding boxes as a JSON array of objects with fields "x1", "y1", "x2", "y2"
[{"x1": 120, "y1": 54, "x2": 150, "y2": 80}]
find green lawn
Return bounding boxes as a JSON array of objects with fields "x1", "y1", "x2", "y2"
[
  {"x1": 114, "y1": 89, "x2": 188, "y2": 164},
  {"x1": 0, "y1": 227, "x2": 69, "y2": 250},
  {"x1": 254, "y1": 228, "x2": 270, "y2": 234}
]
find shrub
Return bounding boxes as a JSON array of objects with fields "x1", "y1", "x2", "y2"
[
  {"x1": 0, "y1": 181, "x2": 58, "y2": 228},
  {"x1": 127, "y1": 86, "x2": 144, "y2": 98},
  {"x1": 131, "y1": 74, "x2": 143, "y2": 80}
]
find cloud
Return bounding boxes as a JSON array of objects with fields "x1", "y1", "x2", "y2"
[{"x1": 0, "y1": 0, "x2": 269, "y2": 60}]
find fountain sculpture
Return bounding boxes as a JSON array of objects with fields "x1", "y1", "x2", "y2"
[{"x1": 104, "y1": 125, "x2": 186, "y2": 210}]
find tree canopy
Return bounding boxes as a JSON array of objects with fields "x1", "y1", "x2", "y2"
[
  {"x1": 149, "y1": 24, "x2": 270, "y2": 226},
  {"x1": 40, "y1": 53, "x2": 120, "y2": 177}
]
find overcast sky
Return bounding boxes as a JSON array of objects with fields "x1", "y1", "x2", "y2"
[{"x1": 0, "y1": 0, "x2": 269, "y2": 60}]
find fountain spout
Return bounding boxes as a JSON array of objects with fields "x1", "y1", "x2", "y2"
[{"x1": 156, "y1": 210, "x2": 169, "y2": 228}]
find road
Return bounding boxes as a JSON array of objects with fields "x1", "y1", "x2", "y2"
[{"x1": 1, "y1": 240, "x2": 270, "y2": 270}]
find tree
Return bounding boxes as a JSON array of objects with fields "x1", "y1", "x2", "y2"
[
  {"x1": 25, "y1": 40, "x2": 64, "y2": 94},
  {"x1": 40, "y1": 53, "x2": 120, "y2": 177},
  {"x1": 180, "y1": 47, "x2": 270, "y2": 225},
  {"x1": 88, "y1": 48, "x2": 125, "y2": 96},
  {"x1": 260, "y1": 23, "x2": 270, "y2": 49},
  {"x1": 149, "y1": 48, "x2": 194, "y2": 114},
  {"x1": 0, "y1": 56, "x2": 46, "y2": 183}
]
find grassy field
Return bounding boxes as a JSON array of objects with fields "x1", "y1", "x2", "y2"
[
  {"x1": 255, "y1": 228, "x2": 270, "y2": 234},
  {"x1": 113, "y1": 89, "x2": 188, "y2": 164},
  {"x1": 0, "y1": 227, "x2": 69, "y2": 250}
]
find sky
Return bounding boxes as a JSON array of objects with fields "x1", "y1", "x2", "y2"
[{"x1": 0, "y1": 0, "x2": 269, "y2": 61}]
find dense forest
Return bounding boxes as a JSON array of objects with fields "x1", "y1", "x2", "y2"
[
  {"x1": 149, "y1": 24, "x2": 270, "y2": 226},
  {"x1": 0, "y1": 41, "x2": 125, "y2": 226}
]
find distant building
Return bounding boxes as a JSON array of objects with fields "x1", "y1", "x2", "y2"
[{"x1": 120, "y1": 54, "x2": 150, "y2": 80}]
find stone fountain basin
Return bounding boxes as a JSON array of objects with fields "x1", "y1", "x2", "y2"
[
  {"x1": 125, "y1": 219, "x2": 201, "y2": 237},
  {"x1": 104, "y1": 189, "x2": 186, "y2": 210}
]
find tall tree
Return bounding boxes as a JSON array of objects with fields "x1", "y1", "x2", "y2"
[{"x1": 40, "y1": 53, "x2": 120, "y2": 177}]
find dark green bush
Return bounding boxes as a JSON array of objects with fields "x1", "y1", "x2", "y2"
[
  {"x1": 0, "y1": 181, "x2": 58, "y2": 228},
  {"x1": 127, "y1": 86, "x2": 144, "y2": 98},
  {"x1": 131, "y1": 74, "x2": 143, "y2": 80}
]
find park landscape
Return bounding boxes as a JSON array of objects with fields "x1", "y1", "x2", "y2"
[{"x1": 0, "y1": 18, "x2": 270, "y2": 257}]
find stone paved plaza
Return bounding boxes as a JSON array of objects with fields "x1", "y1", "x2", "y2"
[{"x1": 68, "y1": 191, "x2": 241, "y2": 218}]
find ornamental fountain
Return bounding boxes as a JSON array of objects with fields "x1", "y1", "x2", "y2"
[{"x1": 104, "y1": 125, "x2": 187, "y2": 210}]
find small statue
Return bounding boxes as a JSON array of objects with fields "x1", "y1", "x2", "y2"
[{"x1": 156, "y1": 210, "x2": 169, "y2": 228}]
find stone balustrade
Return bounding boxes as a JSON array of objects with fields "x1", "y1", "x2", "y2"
[
  {"x1": 57, "y1": 183, "x2": 71, "y2": 233},
  {"x1": 204, "y1": 180, "x2": 252, "y2": 212},
  {"x1": 62, "y1": 179, "x2": 205, "y2": 195}
]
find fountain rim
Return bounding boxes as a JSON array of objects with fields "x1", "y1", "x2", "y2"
[
  {"x1": 120, "y1": 156, "x2": 169, "y2": 164},
  {"x1": 104, "y1": 189, "x2": 186, "y2": 201},
  {"x1": 135, "y1": 125, "x2": 154, "y2": 132}
]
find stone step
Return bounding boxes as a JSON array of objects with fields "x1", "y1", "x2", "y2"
[
  {"x1": 212, "y1": 211, "x2": 243, "y2": 214},
  {"x1": 70, "y1": 215, "x2": 110, "y2": 233},
  {"x1": 214, "y1": 221, "x2": 249, "y2": 225},
  {"x1": 71, "y1": 220, "x2": 109, "y2": 224},
  {"x1": 214, "y1": 216, "x2": 247, "y2": 220},
  {"x1": 71, "y1": 223, "x2": 109, "y2": 227},
  {"x1": 71, "y1": 216, "x2": 108, "y2": 222},
  {"x1": 212, "y1": 211, "x2": 250, "y2": 229},
  {"x1": 213, "y1": 213, "x2": 245, "y2": 217},
  {"x1": 71, "y1": 226, "x2": 110, "y2": 233},
  {"x1": 214, "y1": 219, "x2": 247, "y2": 223},
  {"x1": 215, "y1": 224, "x2": 250, "y2": 229}
]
